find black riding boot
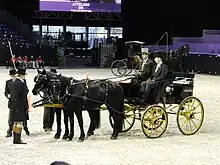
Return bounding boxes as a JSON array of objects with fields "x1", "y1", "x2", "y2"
[
  {"x1": 13, "y1": 132, "x2": 26, "y2": 144},
  {"x1": 23, "y1": 121, "x2": 30, "y2": 136},
  {"x1": 24, "y1": 128, "x2": 30, "y2": 136},
  {"x1": 6, "y1": 126, "x2": 13, "y2": 137},
  {"x1": 5, "y1": 131, "x2": 12, "y2": 137}
]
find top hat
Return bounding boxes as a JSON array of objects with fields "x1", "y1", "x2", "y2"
[
  {"x1": 9, "y1": 69, "x2": 16, "y2": 75},
  {"x1": 17, "y1": 68, "x2": 27, "y2": 75},
  {"x1": 154, "y1": 51, "x2": 166, "y2": 60},
  {"x1": 50, "y1": 68, "x2": 57, "y2": 73}
]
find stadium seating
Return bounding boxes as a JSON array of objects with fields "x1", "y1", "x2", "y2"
[{"x1": 0, "y1": 23, "x2": 32, "y2": 47}]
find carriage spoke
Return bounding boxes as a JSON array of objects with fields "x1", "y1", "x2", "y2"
[
  {"x1": 188, "y1": 119, "x2": 193, "y2": 134},
  {"x1": 190, "y1": 104, "x2": 200, "y2": 112},
  {"x1": 193, "y1": 117, "x2": 202, "y2": 121},
  {"x1": 180, "y1": 118, "x2": 187, "y2": 129},
  {"x1": 190, "y1": 119, "x2": 198, "y2": 130},
  {"x1": 124, "y1": 118, "x2": 132, "y2": 125}
]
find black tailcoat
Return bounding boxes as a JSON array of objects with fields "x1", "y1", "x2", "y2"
[
  {"x1": 150, "y1": 63, "x2": 169, "y2": 85},
  {"x1": 139, "y1": 59, "x2": 155, "y2": 81},
  {"x1": 4, "y1": 79, "x2": 13, "y2": 109},
  {"x1": 9, "y1": 78, "x2": 26, "y2": 122}
]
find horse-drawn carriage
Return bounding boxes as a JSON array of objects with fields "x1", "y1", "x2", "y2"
[
  {"x1": 111, "y1": 41, "x2": 145, "y2": 76},
  {"x1": 31, "y1": 65, "x2": 204, "y2": 140},
  {"x1": 111, "y1": 40, "x2": 190, "y2": 76},
  {"x1": 31, "y1": 40, "x2": 201, "y2": 140},
  {"x1": 107, "y1": 71, "x2": 204, "y2": 138}
]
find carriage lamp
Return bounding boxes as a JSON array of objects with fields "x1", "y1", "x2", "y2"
[{"x1": 165, "y1": 86, "x2": 173, "y2": 93}]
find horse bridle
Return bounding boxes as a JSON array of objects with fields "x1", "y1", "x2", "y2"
[{"x1": 34, "y1": 74, "x2": 48, "y2": 98}]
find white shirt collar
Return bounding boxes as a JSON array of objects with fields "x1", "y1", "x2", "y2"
[
  {"x1": 143, "y1": 58, "x2": 148, "y2": 63},
  {"x1": 157, "y1": 61, "x2": 163, "y2": 67},
  {"x1": 17, "y1": 77, "x2": 24, "y2": 83}
]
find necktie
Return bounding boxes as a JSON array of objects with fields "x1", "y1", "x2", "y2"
[
  {"x1": 155, "y1": 64, "x2": 160, "y2": 73},
  {"x1": 141, "y1": 60, "x2": 146, "y2": 71}
]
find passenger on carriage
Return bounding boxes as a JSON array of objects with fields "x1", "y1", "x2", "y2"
[
  {"x1": 138, "y1": 52, "x2": 155, "y2": 81},
  {"x1": 140, "y1": 52, "x2": 168, "y2": 104}
]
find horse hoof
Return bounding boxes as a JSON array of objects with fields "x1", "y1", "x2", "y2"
[
  {"x1": 68, "y1": 134, "x2": 74, "y2": 141},
  {"x1": 77, "y1": 138, "x2": 84, "y2": 142},
  {"x1": 62, "y1": 134, "x2": 68, "y2": 140},
  {"x1": 87, "y1": 132, "x2": 94, "y2": 137},
  {"x1": 110, "y1": 136, "x2": 117, "y2": 140},
  {"x1": 54, "y1": 134, "x2": 60, "y2": 139}
]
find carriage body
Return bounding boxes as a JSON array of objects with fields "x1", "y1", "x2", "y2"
[
  {"x1": 119, "y1": 71, "x2": 194, "y2": 105},
  {"x1": 112, "y1": 71, "x2": 204, "y2": 138}
]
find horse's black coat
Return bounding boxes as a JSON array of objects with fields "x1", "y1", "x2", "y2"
[
  {"x1": 32, "y1": 70, "x2": 74, "y2": 140},
  {"x1": 32, "y1": 69, "x2": 125, "y2": 141}
]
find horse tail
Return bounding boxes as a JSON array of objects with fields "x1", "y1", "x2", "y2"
[
  {"x1": 94, "y1": 109, "x2": 101, "y2": 129},
  {"x1": 119, "y1": 93, "x2": 125, "y2": 132}
]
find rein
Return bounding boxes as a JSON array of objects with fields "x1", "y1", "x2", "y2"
[{"x1": 32, "y1": 73, "x2": 133, "y2": 112}]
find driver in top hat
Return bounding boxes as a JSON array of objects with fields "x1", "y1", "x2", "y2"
[
  {"x1": 140, "y1": 51, "x2": 168, "y2": 103},
  {"x1": 17, "y1": 68, "x2": 30, "y2": 135},
  {"x1": 9, "y1": 69, "x2": 28, "y2": 144}
]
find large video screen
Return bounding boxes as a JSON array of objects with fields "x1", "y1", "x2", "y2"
[{"x1": 39, "y1": 0, "x2": 121, "y2": 12}]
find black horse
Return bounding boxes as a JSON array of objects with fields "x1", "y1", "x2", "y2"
[
  {"x1": 32, "y1": 69, "x2": 74, "y2": 140},
  {"x1": 66, "y1": 78, "x2": 125, "y2": 141},
  {"x1": 164, "y1": 44, "x2": 190, "y2": 72},
  {"x1": 32, "y1": 69, "x2": 125, "y2": 141}
]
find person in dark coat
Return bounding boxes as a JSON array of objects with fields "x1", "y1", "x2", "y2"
[
  {"x1": 140, "y1": 52, "x2": 168, "y2": 103},
  {"x1": 43, "y1": 68, "x2": 57, "y2": 132},
  {"x1": 17, "y1": 68, "x2": 30, "y2": 135},
  {"x1": 9, "y1": 70, "x2": 27, "y2": 144},
  {"x1": 5, "y1": 69, "x2": 17, "y2": 137},
  {"x1": 139, "y1": 53, "x2": 155, "y2": 97}
]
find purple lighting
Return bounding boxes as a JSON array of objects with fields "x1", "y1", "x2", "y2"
[{"x1": 39, "y1": 0, "x2": 121, "y2": 12}]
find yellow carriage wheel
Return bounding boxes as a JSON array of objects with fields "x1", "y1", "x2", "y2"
[
  {"x1": 141, "y1": 105, "x2": 168, "y2": 138},
  {"x1": 109, "y1": 104, "x2": 135, "y2": 133},
  {"x1": 177, "y1": 96, "x2": 204, "y2": 135}
]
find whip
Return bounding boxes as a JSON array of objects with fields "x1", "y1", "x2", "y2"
[{"x1": 7, "y1": 41, "x2": 16, "y2": 69}]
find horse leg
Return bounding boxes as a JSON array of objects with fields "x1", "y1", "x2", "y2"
[
  {"x1": 109, "y1": 111, "x2": 118, "y2": 140},
  {"x1": 68, "y1": 113, "x2": 74, "y2": 141},
  {"x1": 86, "y1": 109, "x2": 95, "y2": 137},
  {"x1": 75, "y1": 108, "x2": 85, "y2": 142},
  {"x1": 62, "y1": 109, "x2": 69, "y2": 140},
  {"x1": 110, "y1": 113, "x2": 123, "y2": 140},
  {"x1": 54, "y1": 109, "x2": 62, "y2": 139},
  {"x1": 109, "y1": 103, "x2": 124, "y2": 140}
]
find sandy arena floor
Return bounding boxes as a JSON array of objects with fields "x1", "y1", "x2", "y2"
[{"x1": 0, "y1": 68, "x2": 218, "y2": 165}]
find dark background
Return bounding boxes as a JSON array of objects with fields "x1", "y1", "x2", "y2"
[
  {"x1": 2, "y1": 0, "x2": 219, "y2": 42},
  {"x1": 1, "y1": 0, "x2": 220, "y2": 73},
  {"x1": 1, "y1": 0, "x2": 220, "y2": 42}
]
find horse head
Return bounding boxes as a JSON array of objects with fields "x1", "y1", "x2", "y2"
[
  {"x1": 32, "y1": 69, "x2": 48, "y2": 96},
  {"x1": 47, "y1": 72, "x2": 62, "y2": 103}
]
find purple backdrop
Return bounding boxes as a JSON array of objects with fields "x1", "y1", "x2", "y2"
[
  {"x1": 40, "y1": 0, "x2": 121, "y2": 12},
  {"x1": 145, "y1": 32, "x2": 220, "y2": 56}
]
